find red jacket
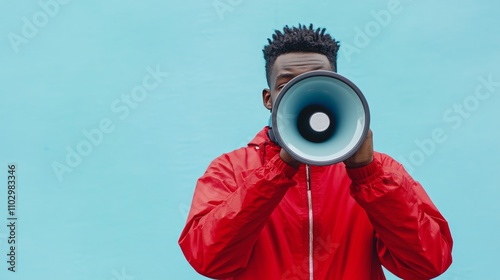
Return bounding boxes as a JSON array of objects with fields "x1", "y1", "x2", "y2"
[{"x1": 179, "y1": 127, "x2": 452, "y2": 279}]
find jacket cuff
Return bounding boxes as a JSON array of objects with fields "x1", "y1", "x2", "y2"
[{"x1": 346, "y1": 159, "x2": 383, "y2": 184}]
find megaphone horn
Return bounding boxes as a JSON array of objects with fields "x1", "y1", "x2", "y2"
[{"x1": 271, "y1": 70, "x2": 370, "y2": 166}]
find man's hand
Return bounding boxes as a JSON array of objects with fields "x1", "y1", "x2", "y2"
[
  {"x1": 343, "y1": 129, "x2": 374, "y2": 168},
  {"x1": 280, "y1": 149, "x2": 301, "y2": 169}
]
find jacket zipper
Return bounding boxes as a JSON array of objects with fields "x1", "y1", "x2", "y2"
[{"x1": 306, "y1": 164, "x2": 313, "y2": 280}]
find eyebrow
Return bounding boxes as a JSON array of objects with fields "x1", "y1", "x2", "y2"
[
  {"x1": 275, "y1": 72, "x2": 296, "y2": 82},
  {"x1": 275, "y1": 65, "x2": 328, "y2": 82}
]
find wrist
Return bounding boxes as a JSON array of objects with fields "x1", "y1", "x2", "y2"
[
  {"x1": 345, "y1": 158, "x2": 382, "y2": 183},
  {"x1": 344, "y1": 157, "x2": 373, "y2": 169}
]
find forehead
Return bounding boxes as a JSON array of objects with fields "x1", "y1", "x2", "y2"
[{"x1": 271, "y1": 53, "x2": 332, "y2": 80}]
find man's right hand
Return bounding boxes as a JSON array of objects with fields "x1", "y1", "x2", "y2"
[{"x1": 280, "y1": 149, "x2": 301, "y2": 169}]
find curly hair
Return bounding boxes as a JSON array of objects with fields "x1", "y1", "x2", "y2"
[{"x1": 262, "y1": 24, "x2": 341, "y2": 85}]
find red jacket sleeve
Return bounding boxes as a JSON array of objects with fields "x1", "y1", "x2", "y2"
[
  {"x1": 347, "y1": 153, "x2": 453, "y2": 279},
  {"x1": 178, "y1": 151, "x2": 298, "y2": 279}
]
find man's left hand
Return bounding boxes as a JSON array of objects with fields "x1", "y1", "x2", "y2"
[{"x1": 343, "y1": 129, "x2": 374, "y2": 168}]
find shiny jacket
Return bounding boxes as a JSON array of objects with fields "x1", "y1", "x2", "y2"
[{"x1": 179, "y1": 127, "x2": 453, "y2": 279}]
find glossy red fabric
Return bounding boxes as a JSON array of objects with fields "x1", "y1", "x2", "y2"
[{"x1": 179, "y1": 127, "x2": 452, "y2": 279}]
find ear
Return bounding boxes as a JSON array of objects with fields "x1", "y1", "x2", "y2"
[{"x1": 262, "y1": 88, "x2": 272, "y2": 110}]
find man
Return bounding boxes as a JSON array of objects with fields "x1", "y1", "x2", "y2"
[{"x1": 179, "y1": 24, "x2": 453, "y2": 279}]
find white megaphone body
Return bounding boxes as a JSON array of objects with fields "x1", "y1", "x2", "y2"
[{"x1": 270, "y1": 70, "x2": 370, "y2": 166}]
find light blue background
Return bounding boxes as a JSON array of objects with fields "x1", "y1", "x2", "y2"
[{"x1": 0, "y1": 0, "x2": 499, "y2": 279}]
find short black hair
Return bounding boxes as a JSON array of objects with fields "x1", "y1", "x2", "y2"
[{"x1": 262, "y1": 24, "x2": 340, "y2": 85}]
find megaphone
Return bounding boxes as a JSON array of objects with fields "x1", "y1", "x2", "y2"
[{"x1": 270, "y1": 70, "x2": 370, "y2": 166}]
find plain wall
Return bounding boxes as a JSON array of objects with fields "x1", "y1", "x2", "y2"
[{"x1": 1, "y1": 0, "x2": 499, "y2": 279}]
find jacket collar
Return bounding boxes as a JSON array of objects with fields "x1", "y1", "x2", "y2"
[{"x1": 248, "y1": 126, "x2": 272, "y2": 147}]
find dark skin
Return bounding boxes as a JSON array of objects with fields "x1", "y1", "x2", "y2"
[{"x1": 262, "y1": 52, "x2": 373, "y2": 169}]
